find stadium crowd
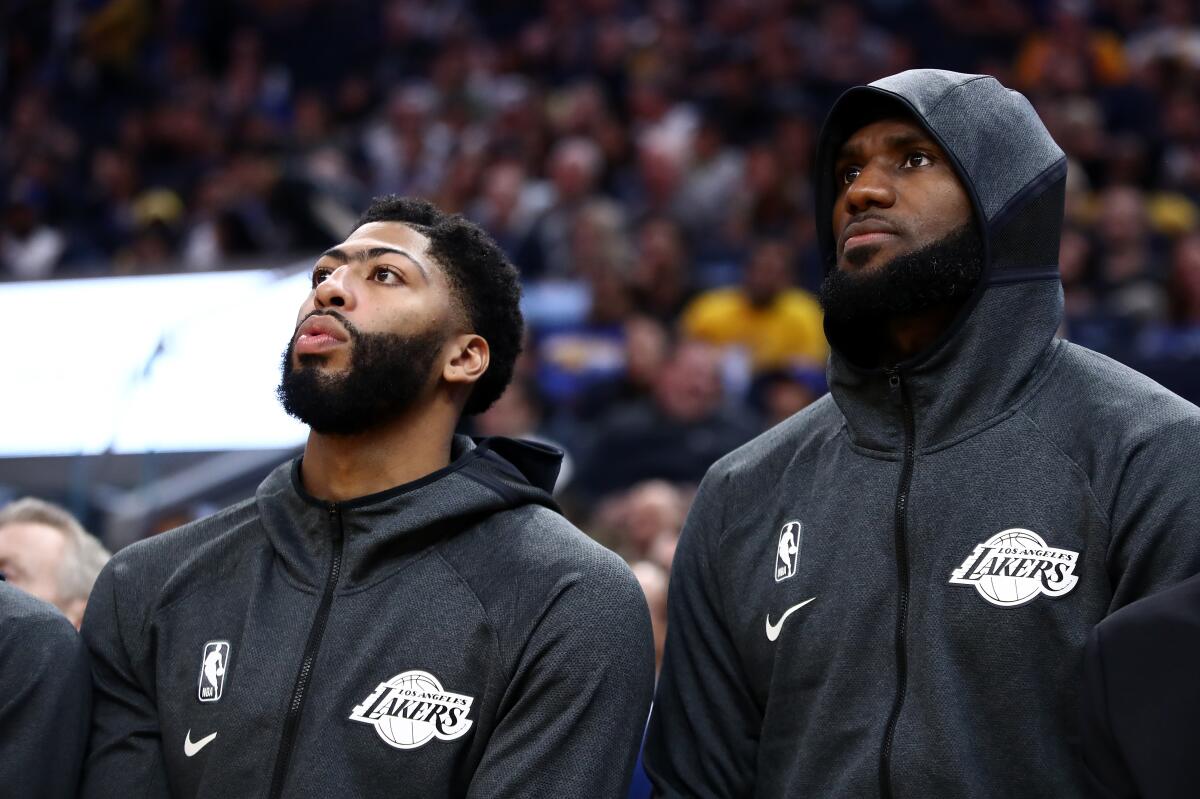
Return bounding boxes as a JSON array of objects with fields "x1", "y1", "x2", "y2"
[{"x1": 4, "y1": 0, "x2": 1200, "y2": 610}]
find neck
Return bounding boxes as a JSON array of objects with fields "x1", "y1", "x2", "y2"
[
  {"x1": 884, "y1": 303, "x2": 960, "y2": 364},
  {"x1": 299, "y1": 400, "x2": 458, "y2": 502}
]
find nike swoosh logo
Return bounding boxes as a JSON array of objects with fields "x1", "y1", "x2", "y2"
[
  {"x1": 184, "y1": 729, "x2": 217, "y2": 757},
  {"x1": 765, "y1": 597, "x2": 816, "y2": 642}
]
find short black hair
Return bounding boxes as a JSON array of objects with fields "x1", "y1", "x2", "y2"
[{"x1": 355, "y1": 196, "x2": 523, "y2": 416}]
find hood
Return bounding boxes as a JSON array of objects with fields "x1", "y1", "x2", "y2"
[
  {"x1": 814, "y1": 70, "x2": 1068, "y2": 452},
  {"x1": 255, "y1": 435, "x2": 562, "y2": 589}
]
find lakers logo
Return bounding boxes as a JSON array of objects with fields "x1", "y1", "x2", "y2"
[
  {"x1": 949, "y1": 528, "x2": 1079, "y2": 607},
  {"x1": 349, "y1": 670, "x2": 474, "y2": 750}
]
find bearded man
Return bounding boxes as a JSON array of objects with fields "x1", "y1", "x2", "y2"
[
  {"x1": 80, "y1": 197, "x2": 654, "y2": 798},
  {"x1": 644, "y1": 70, "x2": 1200, "y2": 798}
]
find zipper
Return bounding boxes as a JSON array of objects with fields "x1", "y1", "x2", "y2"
[
  {"x1": 879, "y1": 369, "x2": 915, "y2": 799},
  {"x1": 267, "y1": 503, "x2": 345, "y2": 799}
]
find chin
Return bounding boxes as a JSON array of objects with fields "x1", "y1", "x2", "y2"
[
  {"x1": 841, "y1": 244, "x2": 904, "y2": 273},
  {"x1": 296, "y1": 352, "x2": 343, "y2": 370}
]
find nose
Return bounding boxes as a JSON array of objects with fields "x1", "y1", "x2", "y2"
[
  {"x1": 313, "y1": 264, "x2": 355, "y2": 310},
  {"x1": 843, "y1": 162, "x2": 896, "y2": 215}
]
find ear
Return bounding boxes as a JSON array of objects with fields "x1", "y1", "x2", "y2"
[{"x1": 443, "y1": 333, "x2": 489, "y2": 388}]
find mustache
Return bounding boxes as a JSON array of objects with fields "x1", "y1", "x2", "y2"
[
  {"x1": 838, "y1": 211, "x2": 907, "y2": 246},
  {"x1": 293, "y1": 309, "x2": 361, "y2": 341}
]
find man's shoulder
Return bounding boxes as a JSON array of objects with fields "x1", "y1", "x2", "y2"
[
  {"x1": 103, "y1": 496, "x2": 262, "y2": 601},
  {"x1": 0, "y1": 581, "x2": 85, "y2": 666},
  {"x1": 456, "y1": 503, "x2": 632, "y2": 584},
  {"x1": 1040, "y1": 341, "x2": 1200, "y2": 433},
  {"x1": 1024, "y1": 340, "x2": 1200, "y2": 466},
  {"x1": 443, "y1": 504, "x2": 644, "y2": 622},
  {"x1": 708, "y1": 393, "x2": 843, "y2": 484}
]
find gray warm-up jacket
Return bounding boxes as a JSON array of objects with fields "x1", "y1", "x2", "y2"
[
  {"x1": 644, "y1": 70, "x2": 1200, "y2": 798},
  {"x1": 80, "y1": 436, "x2": 654, "y2": 798},
  {"x1": 0, "y1": 577, "x2": 91, "y2": 798}
]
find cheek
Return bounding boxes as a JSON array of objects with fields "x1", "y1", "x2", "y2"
[
  {"x1": 919, "y1": 184, "x2": 973, "y2": 239},
  {"x1": 830, "y1": 203, "x2": 849, "y2": 240},
  {"x1": 296, "y1": 296, "x2": 317, "y2": 323}
]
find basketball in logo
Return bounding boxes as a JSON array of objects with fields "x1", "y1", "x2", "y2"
[
  {"x1": 376, "y1": 671, "x2": 443, "y2": 748},
  {"x1": 976, "y1": 529, "x2": 1045, "y2": 605}
]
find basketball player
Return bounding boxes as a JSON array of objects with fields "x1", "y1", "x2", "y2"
[
  {"x1": 644, "y1": 70, "x2": 1200, "y2": 797},
  {"x1": 80, "y1": 197, "x2": 655, "y2": 797},
  {"x1": 0, "y1": 574, "x2": 91, "y2": 797}
]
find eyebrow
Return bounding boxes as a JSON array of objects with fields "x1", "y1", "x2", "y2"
[
  {"x1": 318, "y1": 246, "x2": 429, "y2": 281},
  {"x1": 836, "y1": 131, "x2": 940, "y2": 163}
]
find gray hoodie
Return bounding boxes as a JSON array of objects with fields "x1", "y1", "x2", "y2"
[
  {"x1": 644, "y1": 70, "x2": 1200, "y2": 798},
  {"x1": 80, "y1": 436, "x2": 654, "y2": 798},
  {"x1": 0, "y1": 578, "x2": 91, "y2": 798}
]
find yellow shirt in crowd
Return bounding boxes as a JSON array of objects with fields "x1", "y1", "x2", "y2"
[{"x1": 681, "y1": 288, "x2": 829, "y2": 371}]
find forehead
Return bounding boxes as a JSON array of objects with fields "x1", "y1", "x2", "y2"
[
  {"x1": 327, "y1": 221, "x2": 438, "y2": 273},
  {"x1": 0, "y1": 521, "x2": 66, "y2": 553},
  {"x1": 836, "y1": 116, "x2": 944, "y2": 160}
]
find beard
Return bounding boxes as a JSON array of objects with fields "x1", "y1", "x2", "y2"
[
  {"x1": 276, "y1": 310, "x2": 445, "y2": 435},
  {"x1": 819, "y1": 223, "x2": 985, "y2": 326}
]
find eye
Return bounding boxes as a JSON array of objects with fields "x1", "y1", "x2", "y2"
[
  {"x1": 311, "y1": 266, "x2": 332, "y2": 287},
  {"x1": 902, "y1": 151, "x2": 933, "y2": 168},
  {"x1": 840, "y1": 165, "x2": 861, "y2": 185},
  {"x1": 371, "y1": 266, "x2": 403, "y2": 284}
]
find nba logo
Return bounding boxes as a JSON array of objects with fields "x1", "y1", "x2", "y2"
[
  {"x1": 775, "y1": 521, "x2": 802, "y2": 582},
  {"x1": 198, "y1": 641, "x2": 230, "y2": 703}
]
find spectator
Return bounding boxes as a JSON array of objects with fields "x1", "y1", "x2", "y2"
[
  {"x1": 0, "y1": 497, "x2": 111, "y2": 629},
  {"x1": 0, "y1": 193, "x2": 65, "y2": 280},
  {"x1": 631, "y1": 560, "x2": 669, "y2": 674},
  {"x1": 519, "y1": 136, "x2": 606, "y2": 279},
  {"x1": 578, "y1": 339, "x2": 759, "y2": 497},
  {"x1": 629, "y1": 216, "x2": 695, "y2": 321},
  {"x1": 591, "y1": 480, "x2": 689, "y2": 564},
  {"x1": 1094, "y1": 184, "x2": 1169, "y2": 326},
  {"x1": 682, "y1": 239, "x2": 828, "y2": 372},
  {"x1": 473, "y1": 378, "x2": 575, "y2": 495},
  {"x1": 751, "y1": 365, "x2": 828, "y2": 429}
]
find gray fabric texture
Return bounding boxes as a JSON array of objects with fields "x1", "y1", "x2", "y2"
[
  {"x1": 644, "y1": 70, "x2": 1200, "y2": 798},
  {"x1": 0, "y1": 578, "x2": 92, "y2": 799},
  {"x1": 80, "y1": 436, "x2": 655, "y2": 798}
]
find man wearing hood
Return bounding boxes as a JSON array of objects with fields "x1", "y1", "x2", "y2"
[
  {"x1": 80, "y1": 196, "x2": 655, "y2": 798},
  {"x1": 643, "y1": 70, "x2": 1200, "y2": 798}
]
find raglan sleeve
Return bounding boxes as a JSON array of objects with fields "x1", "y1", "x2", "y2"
[
  {"x1": 79, "y1": 557, "x2": 172, "y2": 798},
  {"x1": 1105, "y1": 415, "x2": 1200, "y2": 613},
  {"x1": 465, "y1": 551, "x2": 656, "y2": 799},
  {"x1": 0, "y1": 598, "x2": 91, "y2": 799},
  {"x1": 643, "y1": 466, "x2": 758, "y2": 798}
]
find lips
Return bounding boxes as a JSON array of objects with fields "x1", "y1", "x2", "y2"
[
  {"x1": 294, "y1": 314, "x2": 349, "y2": 355},
  {"x1": 839, "y1": 217, "x2": 901, "y2": 253}
]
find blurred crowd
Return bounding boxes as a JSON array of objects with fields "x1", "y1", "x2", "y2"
[{"x1": 6, "y1": 0, "x2": 1200, "y2": 644}]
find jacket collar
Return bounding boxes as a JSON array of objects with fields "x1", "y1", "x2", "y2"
[
  {"x1": 254, "y1": 435, "x2": 560, "y2": 589},
  {"x1": 828, "y1": 279, "x2": 1063, "y2": 453}
]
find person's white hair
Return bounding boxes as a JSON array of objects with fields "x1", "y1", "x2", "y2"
[{"x1": 0, "y1": 497, "x2": 111, "y2": 606}]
